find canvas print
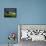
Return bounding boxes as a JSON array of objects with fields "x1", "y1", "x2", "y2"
[
  {"x1": 18, "y1": 25, "x2": 46, "y2": 41},
  {"x1": 4, "y1": 8, "x2": 17, "y2": 17},
  {"x1": 18, "y1": 25, "x2": 46, "y2": 46}
]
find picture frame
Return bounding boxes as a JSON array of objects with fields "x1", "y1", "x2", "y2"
[{"x1": 4, "y1": 8, "x2": 17, "y2": 18}]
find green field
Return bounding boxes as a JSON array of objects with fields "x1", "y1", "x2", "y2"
[{"x1": 4, "y1": 12, "x2": 16, "y2": 17}]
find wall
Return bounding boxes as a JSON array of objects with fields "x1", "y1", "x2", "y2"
[
  {"x1": 19, "y1": 0, "x2": 46, "y2": 24},
  {"x1": 0, "y1": 0, "x2": 46, "y2": 45},
  {"x1": 0, "y1": 0, "x2": 20, "y2": 44}
]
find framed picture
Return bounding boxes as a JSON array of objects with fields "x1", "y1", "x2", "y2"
[{"x1": 4, "y1": 8, "x2": 17, "y2": 18}]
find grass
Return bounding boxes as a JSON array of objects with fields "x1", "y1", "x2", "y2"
[{"x1": 4, "y1": 12, "x2": 16, "y2": 17}]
